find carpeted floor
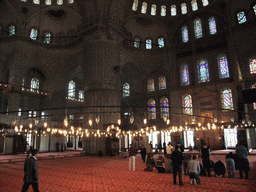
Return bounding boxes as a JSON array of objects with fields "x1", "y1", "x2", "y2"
[{"x1": 0, "y1": 154, "x2": 255, "y2": 192}]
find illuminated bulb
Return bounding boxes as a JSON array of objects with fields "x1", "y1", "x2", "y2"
[
  {"x1": 89, "y1": 119, "x2": 93, "y2": 126},
  {"x1": 29, "y1": 124, "x2": 33, "y2": 128},
  {"x1": 20, "y1": 125, "x2": 23, "y2": 129},
  {"x1": 198, "y1": 123, "x2": 201, "y2": 127},
  {"x1": 143, "y1": 118, "x2": 147, "y2": 124},
  {"x1": 167, "y1": 119, "x2": 170, "y2": 125},
  {"x1": 44, "y1": 122, "x2": 47, "y2": 128},
  {"x1": 111, "y1": 124, "x2": 114, "y2": 129},
  {"x1": 118, "y1": 119, "x2": 121, "y2": 125}
]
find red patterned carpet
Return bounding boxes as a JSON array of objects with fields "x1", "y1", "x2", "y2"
[{"x1": 0, "y1": 154, "x2": 255, "y2": 192}]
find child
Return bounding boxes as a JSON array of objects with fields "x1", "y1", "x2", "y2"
[
  {"x1": 188, "y1": 155, "x2": 201, "y2": 185},
  {"x1": 226, "y1": 152, "x2": 236, "y2": 178}
]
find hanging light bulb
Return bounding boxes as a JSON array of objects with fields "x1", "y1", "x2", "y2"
[
  {"x1": 89, "y1": 119, "x2": 93, "y2": 126},
  {"x1": 64, "y1": 118, "x2": 68, "y2": 127},
  {"x1": 118, "y1": 119, "x2": 121, "y2": 125},
  {"x1": 44, "y1": 122, "x2": 47, "y2": 128},
  {"x1": 29, "y1": 123, "x2": 33, "y2": 128},
  {"x1": 95, "y1": 116, "x2": 100, "y2": 124},
  {"x1": 143, "y1": 118, "x2": 147, "y2": 125},
  {"x1": 166, "y1": 119, "x2": 170, "y2": 125},
  {"x1": 130, "y1": 115, "x2": 134, "y2": 124}
]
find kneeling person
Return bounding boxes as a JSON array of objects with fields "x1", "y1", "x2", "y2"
[{"x1": 188, "y1": 155, "x2": 201, "y2": 185}]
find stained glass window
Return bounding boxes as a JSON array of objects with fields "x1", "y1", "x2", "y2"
[
  {"x1": 151, "y1": 4, "x2": 157, "y2": 16},
  {"x1": 141, "y1": 2, "x2": 147, "y2": 14},
  {"x1": 158, "y1": 38, "x2": 164, "y2": 48},
  {"x1": 33, "y1": 0, "x2": 40, "y2": 4},
  {"x1": 218, "y1": 54, "x2": 230, "y2": 78},
  {"x1": 209, "y1": 17, "x2": 217, "y2": 35},
  {"x1": 237, "y1": 11, "x2": 247, "y2": 24},
  {"x1": 9, "y1": 25, "x2": 15, "y2": 36},
  {"x1": 123, "y1": 83, "x2": 130, "y2": 97},
  {"x1": 148, "y1": 99, "x2": 156, "y2": 119},
  {"x1": 250, "y1": 83, "x2": 256, "y2": 110},
  {"x1": 183, "y1": 95, "x2": 193, "y2": 115},
  {"x1": 194, "y1": 18, "x2": 203, "y2": 38},
  {"x1": 134, "y1": 38, "x2": 140, "y2": 48},
  {"x1": 78, "y1": 90, "x2": 84, "y2": 102},
  {"x1": 254, "y1": 5, "x2": 256, "y2": 15},
  {"x1": 132, "y1": 0, "x2": 139, "y2": 11},
  {"x1": 160, "y1": 97, "x2": 169, "y2": 118},
  {"x1": 30, "y1": 78, "x2": 39, "y2": 93},
  {"x1": 68, "y1": 80, "x2": 76, "y2": 100},
  {"x1": 161, "y1": 5, "x2": 167, "y2": 16},
  {"x1": 202, "y1": 0, "x2": 209, "y2": 6},
  {"x1": 30, "y1": 29, "x2": 38, "y2": 40},
  {"x1": 147, "y1": 79, "x2": 155, "y2": 92},
  {"x1": 181, "y1": 3, "x2": 187, "y2": 14},
  {"x1": 181, "y1": 64, "x2": 190, "y2": 86},
  {"x1": 191, "y1": 0, "x2": 198, "y2": 11},
  {"x1": 44, "y1": 33, "x2": 51, "y2": 44},
  {"x1": 249, "y1": 58, "x2": 256, "y2": 74},
  {"x1": 146, "y1": 39, "x2": 152, "y2": 49},
  {"x1": 57, "y1": 0, "x2": 63, "y2": 5},
  {"x1": 171, "y1": 5, "x2": 177, "y2": 16},
  {"x1": 45, "y1": 0, "x2": 51, "y2": 5},
  {"x1": 221, "y1": 89, "x2": 234, "y2": 110},
  {"x1": 197, "y1": 58, "x2": 210, "y2": 83},
  {"x1": 182, "y1": 26, "x2": 189, "y2": 43},
  {"x1": 158, "y1": 76, "x2": 166, "y2": 90},
  {"x1": 68, "y1": 0, "x2": 74, "y2": 3}
]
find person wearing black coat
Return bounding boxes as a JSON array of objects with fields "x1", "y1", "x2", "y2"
[
  {"x1": 140, "y1": 145, "x2": 146, "y2": 163},
  {"x1": 21, "y1": 149, "x2": 39, "y2": 192},
  {"x1": 201, "y1": 143, "x2": 211, "y2": 177},
  {"x1": 171, "y1": 145, "x2": 184, "y2": 186}
]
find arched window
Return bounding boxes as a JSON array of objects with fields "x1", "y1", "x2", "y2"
[
  {"x1": 141, "y1": 2, "x2": 147, "y2": 14},
  {"x1": 147, "y1": 79, "x2": 155, "y2": 92},
  {"x1": 254, "y1": 5, "x2": 256, "y2": 15},
  {"x1": 182, "y1": 26, "x2": 189, "y2": 43},
  {"x1": 160, "y1": 97, "x2": 169, "y2": 118},
  {"x1": 171, "y1": 5, "x2": 177, "y2": 16},
  {"x1": 202, "y1": 0, "x2": 209, "y2": 6},
  {"x1": 249, "y1": 58, "x2": 256, "y2": 74},
  {"x1": 30, "y1": 29, "x2": 38, "y2": 40},
  {"x1": 180, "y1": 64, "x2": 190, "y2": 86},
  {"x1": 208, "y1": 17, "x2": 217, "y2": 35},
  {"x1": 146, "y1": 39, "x2": 152, "y2": 49},
  {"x1": 44, "y1": 32, "x2": 51, "y2": 44},
  {"x1": 158, "y1": 76, "x2": 166, "y2": 90},
  {"x1": 123, "y1": 83, "x2": 130, "y2": 97},
  {"x1": 191, "y1": 0, "x2": 198, "y2": 11},
  {"x1": 9, "y1": 25, "x2": 15, "y2": 36},
  {"x1": 161, "y1": 5, "x2": 166, "y2": 16},
  {"x1": 78, "y1": 90, "x2": 84, "y2": 102},
  {"x1": 250, "y1": 83, "x2": 256, "y2": 110},
  {"x1": 158, "y1": 37, "x2": 164, "y2": 48},
  {"x1": 33, "y1": 0, "x2": 40, "y2": 4},
  {"x1": 57, "y1": 0, "x2": 63, "y2": 5},
  {"x1": 237, "y1": 11, "x2": 247, "y2": 24},
  {"x1": 148, "y1": 99, "x2": 156, "y2": 119},
  {"x1": 68, "y1": 0, "x2": 74, "y2": 3},
  {"x1": 181, "y1": 3, "x2": 187, "y2": 14},
  {"x1": 132, "y1": 0, "x2": 139, "y2": 11},
  {"x1": 221, "y1": 89, "x2": 234, "y2": 110},
  {"x1": 45, "y1": 0, "x2": 51, "y2": 5},
  {"x1": 134, "y1": 38, "x2": 140, "y2": 48},
  {"x1": 183, "y1": 95, "x2": 193, "y2": 115},
  {"x1": 30, "y1": 78, "x2": 39, "y2": 93},
  {"x1": 151, "y1": 4, "x2": 157, "y2": 16},
  {"x1": 68, "y1": 80, "x2": 76, "y2": 100},
  {"x1": 194, "y1": 18, "x2": 203, "y2": 38},
  {"x1": 197, "y1": 58, "x2": 210, "y2": 83},
  {"x1": 218, "y1": 54, "x2": 230, "y2": 78}
]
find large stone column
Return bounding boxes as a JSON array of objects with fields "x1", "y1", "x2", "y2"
[{"x1": 82, "y1": 36, "x2": 122, "y2": 154}]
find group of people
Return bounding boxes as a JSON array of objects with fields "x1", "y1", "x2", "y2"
[{"x1": 136, "y1": 141, "x2": 251, "y2": 186}]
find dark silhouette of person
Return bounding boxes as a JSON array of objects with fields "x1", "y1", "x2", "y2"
[
  {"x1": 236, "y1": 143, "x2": 250, "y2": 179},
  {"x1": 140, "y1": 145, "x2": 146, "y2": 163},
  {"x1": 21, "y1": 149, "x2": 39, "y2": 192},
  {"x1": 171, "y1": 145, "x2": 184, "y2": 186},
  {"x1": 201, "y1": 143, "x2": 211, "y2": 177}
]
